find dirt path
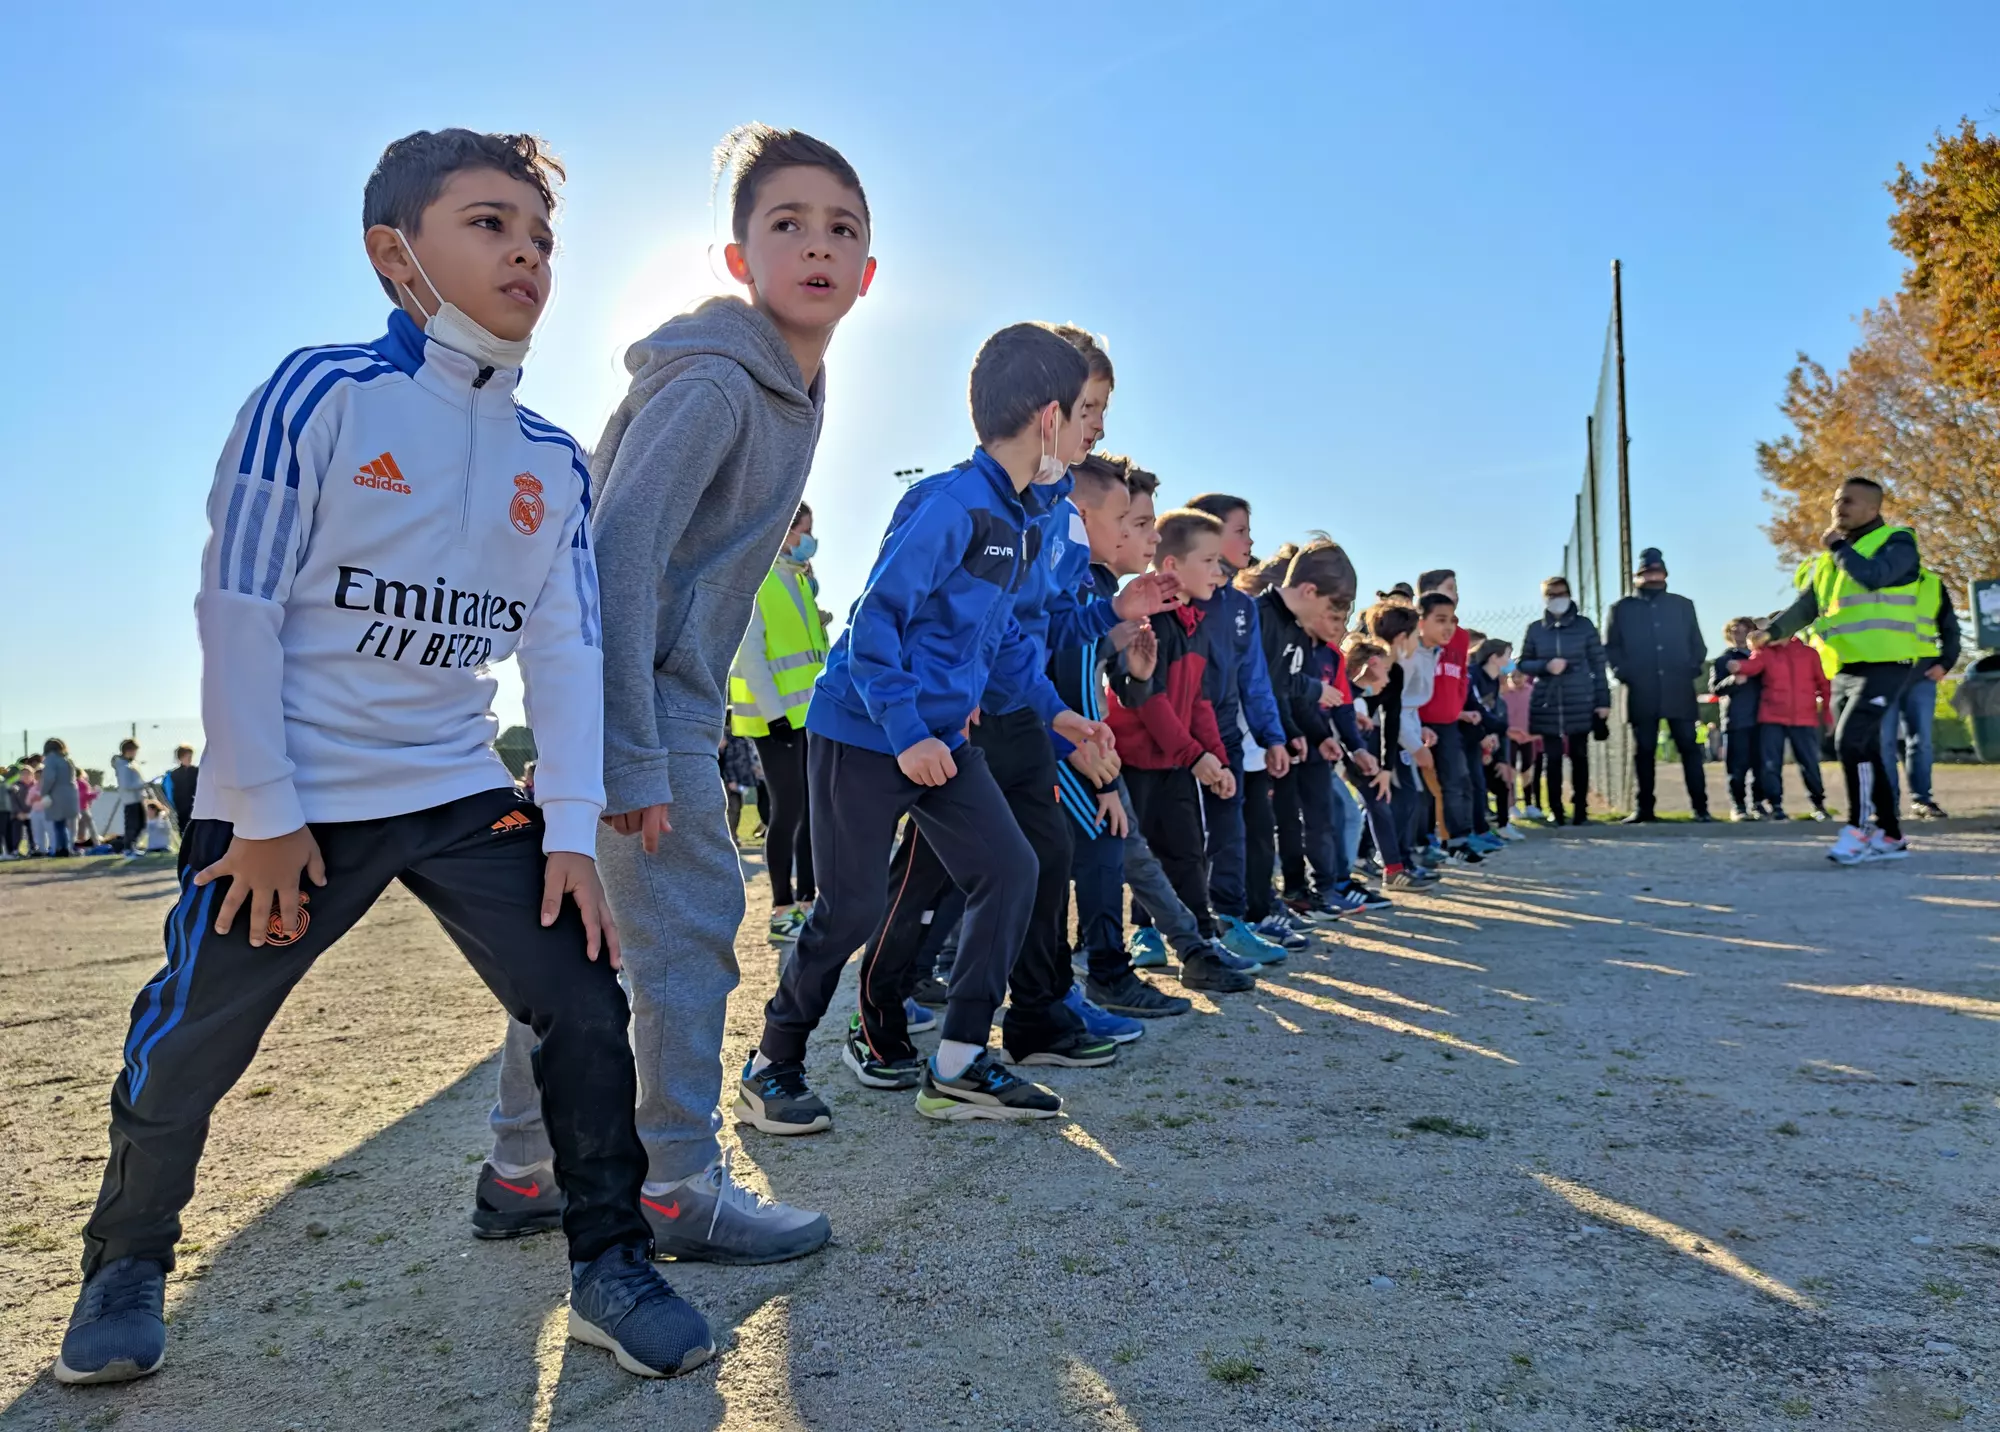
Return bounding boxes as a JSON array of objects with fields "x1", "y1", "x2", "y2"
[{"x1": 3, "y1": 767, "x2": 1996, "y2": 1432}]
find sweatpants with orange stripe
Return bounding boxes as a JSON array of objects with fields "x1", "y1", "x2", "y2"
[{"x1": 759, "y1": 735, "x2": 1036, "y2": 1063}]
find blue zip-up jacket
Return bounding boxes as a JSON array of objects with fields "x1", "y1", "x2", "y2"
[
  {"x1": 808, "y1": 450, "x2": 1066, "y2": 756},
  {"x1": 889, "y1": 472, "x2": 1119, "y2": 719},
  {"x1": 1048, "y1": 562, "x2": 1154, "y2": 836},
  {"x1": 1197, "y1": 583, "x2": 1286, "y2": 760}
]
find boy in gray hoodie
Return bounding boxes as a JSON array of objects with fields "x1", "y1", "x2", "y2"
[{"x1": 481, "y1": 126, "x2": 874, "y2": 1264}]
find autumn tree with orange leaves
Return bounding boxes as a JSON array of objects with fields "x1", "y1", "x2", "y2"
[{"x1": 1757, "y1": 120, "x2": 2000, "y2": 601}]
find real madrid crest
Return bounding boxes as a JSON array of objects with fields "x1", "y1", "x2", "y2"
[{"x1": 510, "y1": 473, "x2": 545, "y2": 536}]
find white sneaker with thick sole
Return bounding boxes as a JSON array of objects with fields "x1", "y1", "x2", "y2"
[
  {"x1": 1864, "y1": 831, "x2": 1910, "y2": 861},
  {"x1": 1826, "y1": 826, "x2": 1872, "y2": 865}
]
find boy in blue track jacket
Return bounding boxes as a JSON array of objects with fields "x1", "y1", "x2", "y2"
[
  {"x1": 57, "y1": 130, "x2": 714, "y2": 1390},
  {"x1": 750, "y1": 323, "x2": 1116, "y2": 1128}
]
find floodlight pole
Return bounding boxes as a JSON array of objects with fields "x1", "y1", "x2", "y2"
[{"x1": 1612, "y1": 259, "x2": 1633, "y2": 599}]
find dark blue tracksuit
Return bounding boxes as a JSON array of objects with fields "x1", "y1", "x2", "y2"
[{"x1": 1198, "y1": 584, "x2": 1287, "y2": 919}]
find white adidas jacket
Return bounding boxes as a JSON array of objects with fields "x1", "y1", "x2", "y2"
[{"x1": 193, "y1": 309, "x2": 603, "y2": 854}]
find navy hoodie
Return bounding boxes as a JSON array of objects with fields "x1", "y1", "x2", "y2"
[
  {"x1": 1197, "y1": 582, "x2": 1287, "y2": 761},
  {"x1": 808, "y1": 450, "x2": 1065, "y2": 756}
]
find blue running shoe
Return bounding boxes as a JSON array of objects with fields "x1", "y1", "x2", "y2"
[
  {"x1": 904, "y1": 997, "x2": 938, "y2": 1034},
  {"x1": 1253, "y1": 914, "x2": 1308, "y2": 950},
  {"x1": 1065, "y1": 983, "x2": 1145, "y2": 1043},
  {"x1": 1469, "y1": 831, "x2": 1506, "y2": 855},
  {"x1": 55, "y1": 1257, "x2": 166, "y2": 1385},
  {"x1": 1128, "y1": 926, "x2": 1169, "y2": 969},
  {"x1": 1218, "y1": 915, "x2": 1288, "y2": 966},
  {"x1": 569, "y1": 1243, "x2": 715, "y2": 1377},
  {"x1": 1207, "y1": 940, "x2": 1261, "y2": 972}
]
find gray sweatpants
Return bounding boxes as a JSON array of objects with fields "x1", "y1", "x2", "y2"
[{"x1": 491, "y1": 751, "x2": 744, "y2": 1185}]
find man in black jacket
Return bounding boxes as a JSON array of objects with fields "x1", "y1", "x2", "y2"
[{"x1": 1604, "y1": 548, "x2": 1712, "y2": 822}]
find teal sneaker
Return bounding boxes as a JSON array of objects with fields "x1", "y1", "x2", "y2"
[
  {"x1": 1218, "y1": 914, "x2": 1288, "y2": 967},
  {"x1": 1128, "y1": 926, "x2": 1169, "y2": 969}
]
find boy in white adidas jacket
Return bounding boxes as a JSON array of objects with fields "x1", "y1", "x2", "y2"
[{"x1": 57, "y1": 130, "x2": 712, "y2": 1391}]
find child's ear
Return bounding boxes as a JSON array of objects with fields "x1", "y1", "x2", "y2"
[
  {"x1": 723, "y1": 242, "x2": 753, "y2": 287},
  {"x1": 859, "y1": 256, "x2": 877, "y2": 297}
]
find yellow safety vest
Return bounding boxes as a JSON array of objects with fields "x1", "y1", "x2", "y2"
[
  {"x1": 728, "y1": 564, "x2": 828, "y2": 737},
  {"x1": 1914, "y1": 569, "x2": 1944, "y2": 658},
  {"x1": 1792, "y1": 524, "x2": 1928, "y2": 674}
]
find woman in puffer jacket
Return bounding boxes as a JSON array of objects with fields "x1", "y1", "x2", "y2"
[{"x1": 1518, "y1": 576, "x2": 1610, "y2": 825}]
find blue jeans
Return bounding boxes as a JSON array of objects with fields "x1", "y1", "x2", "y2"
[
  {"x1": 1881, "y1": 676, "x2": 1936, "y2": 804},
  {"x1": 1328, "y1": 768, "x2": 1364, "y2": 871}
]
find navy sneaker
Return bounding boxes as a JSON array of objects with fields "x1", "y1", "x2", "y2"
[
  {"x1": 472, "y1": 1160, "x2": 565, "y2": 1239},
  {"x1": 569, "y1": 1243, "x2": 714, "y2": 1377},
  {"x1": 55, "y1": 1257, "x2": 166, "y2": 1385},
  {"x1": 1345, "y1": 879, "x2": 1393, "y2": 911},
  {"x1": 916, "y1": 1050, "x2": 1062, "y2": 1121},
  {"x1": 1001, "y1": 1023, "x2": 1119, "y2": 1067},
  {"x1": 1085, "y1": 970, "x2": 1192, "y2": 1017},
  {"x1": 911, "y1": 974, "x2": 950, "y2": 1007},
  {"x1": 1176, "y1": 948, "x2": 1256, "y2": 993},
  {"x1": 842, "y1": 1016, "x2": 926, "y2": 1090},
  {"x1": 733, "y1": 1056, "x2": 833, "y2": 1136},
  {"x1": 1447, "y1": 842, "x2": 1485, "y2": 865},
  {"x1": 904, "y1": 997, "x2": 938, "y2": 1034},
  {"x1": 1128, "y1": 926, "x2": 1169, "y2": 969},
  {"x1": 1065, "y1": 983, "x2": 1145, "y2": 1043},
  {"x1": 1253, "y1": 914, "x2": 1309, "y2": 950}
]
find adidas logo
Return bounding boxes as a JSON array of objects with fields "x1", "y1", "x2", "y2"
[
  {"x1": 353, "y1": 452, "x2": 411, "y2": 494},
  {"x1": 489, "y1": 809, "x2": 533, "y2": 833}
]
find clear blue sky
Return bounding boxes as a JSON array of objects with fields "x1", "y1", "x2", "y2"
[{"x1": 7, "y1": 2, "x2": 1997, "y2": 748}]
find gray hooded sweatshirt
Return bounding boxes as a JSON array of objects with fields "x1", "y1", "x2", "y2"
[{"x1": 590, "y1": 297, "x2": 824, "y2": 811}]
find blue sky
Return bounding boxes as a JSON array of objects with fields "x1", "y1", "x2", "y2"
[{"x1": 7, "y1": 2, "x2": 1997, "y2": 749}]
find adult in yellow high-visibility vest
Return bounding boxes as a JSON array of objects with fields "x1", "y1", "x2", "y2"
[
  {"x1": 728, "y1": 503, "x2": 828, "y2": 935},
  {"x1": 1879, "y1": 568, "x2": 1962, "y2": 820},
  {"x1": 1756, "y1": 476, "x2": 1926, "y2": 863}
]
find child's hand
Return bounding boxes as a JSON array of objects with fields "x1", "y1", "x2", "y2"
[
  {"x1": 1316, "y1": 684, "x2": 1340, "y2": 709},
  {"x1": 1354, "y1": 710, "x2": 1375, "y2": 732},
  {"x1": 1264, "y1": 743, "x2": 1291, "y2": 779},
  {"x1": 1095, "y1": 791, "x2": 1128, "y2": 838},
  {"x1": 1289, "y1": 736, "x2": 1309, "y2": 761},
  {"x1": 1481, "y1": 734, "x2": 1498, "y2": 754},
  {"x1": 1192, "y1": 753, "x2": 1225, "y2": 792},
  {"x1": 1354, "y1": 748, "x2": 1380, "y2": 776},
  {"x1": 1421, "y1": 728, "x2": 1438, "y2": 748},
  {"x1": 898, "y1": 737, "x2": 958, "y2": 787},
  {"x1": 1113, "y1": 571, "x2": 1181, "y2": 620},
  {"x1": 1124, "y1": 623, "x2": 1158, "y2": 682},
  {"x1": 1369, "y1": 768, "x2": 1393, "y2": 800},
  {"x1": 1508, "y1": 728, "x2": 1530, "y2": 744},
  {"x1": 1457, "y1": 709, "x2": 1482, "y2": 725},
  {"x1": 1211, "y1": 765, "x2": 1237, "y2": 800},
  {"x1": 1068, "y1": 741, "x2": 1120, "y2": 787},
  {"x1": 197, "y1": 826, "x2": 327, "y2": 946},
  {"x1": 1053, "y1": 711, "x2": 1115, "y2": 753},
  {"x1": 1544, "y1": 657, "x2": 1568, "y2": 675},
  {"x1": 1318, "y1": 737, "x2": 1343, "y2": 763},
  {"x1": 605, "y1": 803, "x2": 672, "y2": 854},
  {"x1": 543, "y1": 851, "x2": 621, "y2": 969}
]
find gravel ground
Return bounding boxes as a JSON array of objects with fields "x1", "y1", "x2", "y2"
[{"x1": 2, "y1": 764, "x2": 1996, "y2": 1432}]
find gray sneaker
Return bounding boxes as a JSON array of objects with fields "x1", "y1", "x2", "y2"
[
  {"x1": 732, "y1": 1056, "x2": 832, "y2": 1136},
  {"x1": 642, "y1": 1152, "x2": 830, "y2": 1265},
  {"x1": 471, "y1": 1160, "x2": 565, "y2": 1239}
]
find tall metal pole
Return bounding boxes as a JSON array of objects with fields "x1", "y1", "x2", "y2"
[
  {"x1": 1612, "y1": 259, "x2": 1633, "y2": 599},
  {"x1": 1584, "y1": 414, "x2": 1598, "y2": 619}
]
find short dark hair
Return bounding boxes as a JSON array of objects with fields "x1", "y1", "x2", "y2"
[
  {"x1": 174, "y1": 744, "x2": 194, "y2": 759},
  {"x1": 1459, "y1": 626, "x2": 1486, "y2": 647},
  {"x1": 1471, "y1": 637, "x2": 1512, "y2": 668},
  {"x1": 1363, "y1": 602, "x2": 1419, "y2": 643},
  {"x1": 1072, "y1": 452, "x2": 1129, "y2": 507},
  {"x1": 1283, "y1": 538, "x2": 1358, "y2": 607},
  {"x1": 1051, "y1": 324, "x2": 1115, "y2": 386},
  {"x1": 363, "y1": 130, "x2": 565, "y2": 299},
  {"x1": 793, "y1": 502, "x2": 812, "y2": 527},
  {"x1": 1841, "y1": 475, "x2": 1884, "y2": 495},
  {"x1": 968, "y1": 324, "x2": 1089, "y2": 447},
  {"x1": 1185, "y1": 492, "x2": 1249, "y2": 525},
  {"x1": 1419, "y1": 591, "x2": 1457, "y2": 617},
  {"x1": 1417, "y1": 568, "x2": 1456, "y2": 594},
  {"x1": 715, "y1": 124, "x2": 868, "y2": 246},
  {"x1": 1154, "y1": 507, "x2": 1224, "y2": 562},
  {"x1": 1344, "y1": 637, "x2": 1389, "y2": 681},
  {"x1": 119, "y1": 739, "x2": 138, "y2": 754},
  {"x1": 1123, "y1": 464, "x2": 1159, "y2": 498},
  {"x1": 1239, "y1": 543, "x2": 1298, "y2": 596}
]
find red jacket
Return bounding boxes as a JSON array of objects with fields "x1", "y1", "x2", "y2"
[
  {"x1": 1737, "y1": 639, "x2": 1830, "y2": 728},
  {"x1": 1106, "y1": 604, "x2": 1226, "y2": 770},
  {"x1": 1418, "y1": 626, "x2": 1470, "y2": 724}
]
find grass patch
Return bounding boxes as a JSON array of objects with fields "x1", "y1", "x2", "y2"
[
  {"x1": 1407, "y1": 1115, "x2": 1488, "y2": 1139},
  {"x1": 1923, "y1": 1278, "x2": 1966, "y2": 1304},
  {"x1": 1204, "y1": 1354, "x2": 1261, "y2": 1385},
  {"x1": 295, "y1": 1168, "x2": 334, "y2": 1189},
  {"x1": 1, "y1": 1222, "x2": 64, "y2": 1252},
  {"x1": 1775, "y1": 1120, "x2": 1802, "y2": 1136},
  {"x1": 1158, "y1": 1113, "x2": 1199, "y2": 1129},
  {"x1": 336, "y1": 1278, "x2": 363, "y2": 1292},
  {"x1": 246, "y1": 1086, "x2": 274, "y2": 1099},
  {"x1": 1780, "y1": 1394, "x2": 1811, "y2": 1417}
]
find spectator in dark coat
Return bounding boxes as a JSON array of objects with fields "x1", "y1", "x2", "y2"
[
  {"x1": 1709, "y1": 617, "x2": 1771, "y2": 819},
  {"x1": 1518, "y1": 575, "x2": 1609, "y2": 825},
  {"x1": 1603, "y1": 547, "x2": 1711, "y2": 822}
]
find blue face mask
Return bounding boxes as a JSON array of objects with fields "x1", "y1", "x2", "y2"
[
  {"x1": 788, "y1": 532, "x2": 819, "y2": 564},
  {"x1": 1502, "y1": 660, "x2": 1517, "y2": 675}
]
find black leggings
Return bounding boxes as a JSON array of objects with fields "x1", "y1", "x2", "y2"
[
  {"x1": 1544, "y1": 732, "x2": 1591, "y2": 823},
  {"x1": 754, "y1": 721, "x2": 814, "y2": 907}
]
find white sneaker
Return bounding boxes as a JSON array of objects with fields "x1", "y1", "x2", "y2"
[
  {"x1": 1497, "y1": 824, "x2": 1527, "y2": 842},
  {"x1": 1826, "y1": 826, "x2": 1872, "y2": 865},
  {"x1": 1864, "y1": 830, "x2": 1910, "y2": 861}
]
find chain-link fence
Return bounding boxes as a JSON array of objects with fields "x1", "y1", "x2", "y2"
[{"x1": 1556, "y1": 263, "x2": 1637, "y2": 815}]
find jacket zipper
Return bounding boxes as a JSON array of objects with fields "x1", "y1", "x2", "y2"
[{"x1": 461, "y1": 366, "x2": 493, "y2": 542}]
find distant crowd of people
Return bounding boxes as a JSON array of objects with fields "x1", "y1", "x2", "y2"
[{"x1": 2, "y1": 740, "x2": 196, "y2": 860}]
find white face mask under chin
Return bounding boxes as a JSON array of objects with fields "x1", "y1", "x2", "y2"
[
  {"x1": 1032, "y1": 409, "x2": 1068, "y2": 486},
  {"x1": 394, "y1": 229, "x2": 534, "y2": 371},
  {"x1": 1546, "y1": 596, "x2": 1573, "y2": 615}
]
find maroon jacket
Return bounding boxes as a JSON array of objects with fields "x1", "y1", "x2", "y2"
[
  {"x1": 1106, "y1": 603, "x2": 1227, "y2": 770},
  {"x1": 1737, "y1": 639, "x2": 1831, "y2": 728}
]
